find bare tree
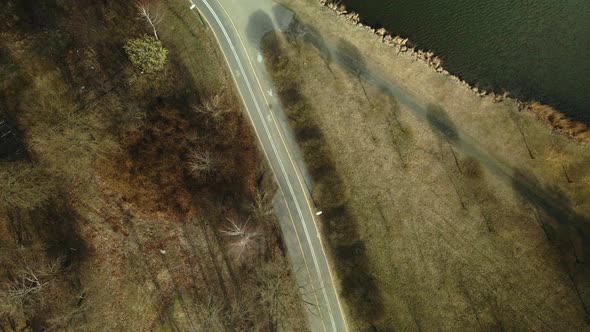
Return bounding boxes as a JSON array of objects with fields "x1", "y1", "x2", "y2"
[
  {"x1": 193, "y1": 94, "x2": 231, "y2": 125},
  {"x1": 195, "y1": 296, "x2": 226, "y2": 331},
  {"x1": 45, "y1": 292, "x2": 87, "y2": 331},
  {"x1": 136, "y1": 0, "x2": 164, "y2": 40},
  {"x1": 226, "y1": 294, "x2": 254, "y2": 329},
  {"x1": 255, "y1": 261, "x2": 304, "y2": 331},
  {"x1": 0, "y1": 248, "x2": 64, "y2": 314},
  {"x1": 0, "y1": 161, "x2": 57, "y2": 211},
  {"x1": 250, "y1": 189, "x2": 273, "y2": 220},
  {"x1": 187, "y1": 150, "x2": 214, "y2": 176},
  {"x1": 221, "y1": 218, "x2": 259, "y2": 261}
]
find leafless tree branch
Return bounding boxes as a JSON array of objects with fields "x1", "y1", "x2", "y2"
[
  {"x1": 250, "y1": 189, "x2": 273, "y2": 220},
  {"x1": 187, "y1": 150, "x2": 214, "y2": 176},
  {"x1": 136, "y1": 0, "x2": 164, "y2": 40},
  {"x1": 221, "y1": 217, "x2": 259, "y2": 261},
  {"x1": 193, "y1": 94, "x2": 232, "y2": 125},
  {"x1": 1, "y1": 248, "x2": 64, "y2": 313}
]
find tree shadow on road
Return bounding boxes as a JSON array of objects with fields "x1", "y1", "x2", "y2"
[
  {"x1": 246, "y1": 10, "x2": 275, "y2": 47},
  {"x1": 261, "y1": 31, "x2": 387, "y2": 327}
]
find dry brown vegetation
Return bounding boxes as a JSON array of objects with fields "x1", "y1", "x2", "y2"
[
  {"x1": 0, "y1": 0, "x2": 306, "y2": 330},
  {"x1": 524, "y1": 102, "x2": 590, "y2": 144},
  {"x1": 262, "y1": 13, "x2": 590, "y2": 331}
]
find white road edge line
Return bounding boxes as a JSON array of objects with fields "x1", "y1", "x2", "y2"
[{"x1": 199, "y1": 0, "x2": 338, "y2": 330}]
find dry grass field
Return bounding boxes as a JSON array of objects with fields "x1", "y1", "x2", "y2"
[
  {"x1": 0, "y1": 0, "x2": 306, "y2": 330},
  {"x1": 262, "y1": 8, "x2": 590, "y2": 330}
]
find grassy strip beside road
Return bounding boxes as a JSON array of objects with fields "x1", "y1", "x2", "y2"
[
  {"x1": 261, "y1": 31, "x2": 385, "y2": 325},
  {"x1": 262, "y1": 14, "x2": 590, "y2": 331}
]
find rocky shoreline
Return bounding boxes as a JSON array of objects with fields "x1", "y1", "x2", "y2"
[{"x1": 319, "y1": 0, "x2": 590, "y2": 143}]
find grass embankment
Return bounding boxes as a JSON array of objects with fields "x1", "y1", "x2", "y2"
[
  {"x1": 0, "y1": 0, "x2": 306, "y2": 330},
  {"x1": 262, "y1": 15, "x2": 590, "y2": 331},
  {"x1": 262, "y1": 33, "x2": 384, "y2": 323}
]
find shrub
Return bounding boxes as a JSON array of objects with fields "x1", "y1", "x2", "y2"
[
  {"x1": 124, "y1": 34, "x2": 168, "y2": 73},
  {"x1": 0, "y1": 162, "x2": 56, "y2": 210}
]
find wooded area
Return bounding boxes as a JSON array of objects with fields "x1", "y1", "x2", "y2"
[{"x1": 0, "y1": 0, "x2": 306, "y2": 330}]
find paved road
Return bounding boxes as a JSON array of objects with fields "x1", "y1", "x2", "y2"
[{"x1": 188, "y1": 0, "x2": 348, "y2": 331}]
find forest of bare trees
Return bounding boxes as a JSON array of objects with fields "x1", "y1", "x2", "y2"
[{"x1": 0, "y1": 0, "x2": 306, "y2": 330}]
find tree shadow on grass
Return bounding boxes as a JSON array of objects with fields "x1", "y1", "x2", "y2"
[
  {"x1": 511, "y1": 169, "x2": 590, "y2": 319},
  {"x1": 290, "y1": 21, "x2": 333, "y2": 65},
  {"x1": 10, "y1": 0, "x2": 63, "y2": 32},
  {"x1": 425, "y1": 104, "x2": 459, "y2": 143},
  {"x1": 280, "y1": 17, "x2": 337, "y2": 79},
  {"x1": 511, "y1": 169, "x2": 590, "y2": 254},
  {"x1": 271, "y1": 4, "x2": 295, "y2": 32},
  {"x1": 261, "y1": 31, "x2": 386, "y2": 326},
  {"x1": 334, "y1": 39, "x2": 367, "y2": 77},
  {"x1": 296, "y1": 126, "x2": 323, "y2": 142}
]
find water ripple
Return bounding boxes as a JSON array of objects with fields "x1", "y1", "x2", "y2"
[{"x1": 343, "y1": 0, "x2": 590, "y2": 123}]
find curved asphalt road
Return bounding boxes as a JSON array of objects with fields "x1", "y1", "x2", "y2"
[{"x1": 188, "y1": 0, "x2": 348, "y2": 331}]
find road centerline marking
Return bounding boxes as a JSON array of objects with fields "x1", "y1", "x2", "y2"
[
  {"x1": 198, "y1": 0, "x2": 338, "y2": 329},
  {"x1": 189, "y1": 1, "x2": 331, "y2": 330},
  {"x1": 208, "y1": 1, "x2": 349, "y2": 331}
]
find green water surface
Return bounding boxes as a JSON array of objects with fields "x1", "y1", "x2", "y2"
[{"x1": 342, "y1": 0, "x2": 590, "y2": 123}]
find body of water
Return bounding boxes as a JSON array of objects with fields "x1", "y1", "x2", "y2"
[{"x1": 341, "y1": 0, "x2": 590, "y2": 123}]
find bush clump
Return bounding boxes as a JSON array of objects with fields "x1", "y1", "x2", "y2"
[
  {"x1": 124, "y1": 34, "x2": 168, "y2": 73},
  {"x1": 0, "y1": 162, "x2": 56, "y2": 210}
]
